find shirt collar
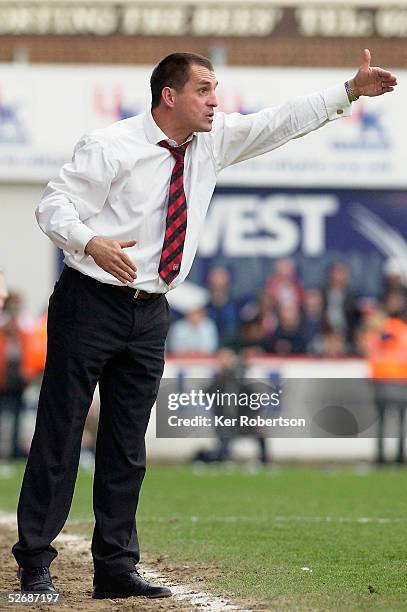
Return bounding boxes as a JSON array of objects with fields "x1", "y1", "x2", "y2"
[{"x1": 143, "y1": 110, "x2": 195, "y2": 147}]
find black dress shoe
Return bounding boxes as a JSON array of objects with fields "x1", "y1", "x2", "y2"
[
  {"x1": 18, "y1": 566, "x2": 57, "y2": 593},
  {"x1": 92, "y1": 569, "x2": 172, "y2": 599}
]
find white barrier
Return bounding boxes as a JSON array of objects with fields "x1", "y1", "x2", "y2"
[{"x1": 146, "y1": 356, "x2": 385, "y2": 462}]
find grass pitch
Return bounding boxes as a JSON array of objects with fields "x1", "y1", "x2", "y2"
[{"x1": 1, "y1": 461, "x2": 407, "y2": 610}]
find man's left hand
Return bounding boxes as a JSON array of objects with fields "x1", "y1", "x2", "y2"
[{"x1": 349, "y1": 49, "x2": 397, "y2": 98}]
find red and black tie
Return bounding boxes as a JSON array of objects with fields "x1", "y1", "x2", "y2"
[{"x1": 158, "y1": 139, "x2": 191, "y2": 285}]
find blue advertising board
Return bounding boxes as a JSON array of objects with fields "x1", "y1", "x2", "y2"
[{"x1": 188, "y1": 187, "x2": 407, "y2": 299}]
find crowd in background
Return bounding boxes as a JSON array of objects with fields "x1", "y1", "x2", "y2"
[
  {"x1": 1, "y1": 257, "x2": 406, "y2": 460},
  {"x1": 167, "y1": 257, "x2": 407, "y2": 358}
]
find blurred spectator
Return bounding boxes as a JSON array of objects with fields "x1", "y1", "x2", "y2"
[
  {"x1": 270, "y1": 305, "x2": 306, "y2": 355},
  {"x1": 228, "y1": 306, "x2": 272, "y2": 356},
  {"x1": 362, "y1": 289, "x2": 407, "y2": 465},
  {"x1": 26, "y1": 312, "x2": 48, "y2": 380},
  {"x1": 380, "y1": 288, "x2": 407, "y2": 323},
  {"x1": 192, "y1": 348, "x2": 268, "y2": 464},
  {"x1": 302, "y1": 287, "x2": 325, "y2": 353},
  {"x1": 0, "y1": 270, "x2": 8, "y2": 310},
  {"x1": 319, "y1": 328, "x2": 347, "y2": 358},
  {"x1": 167, "y1": 306, "x2": 218, "y2": 355},
  {"x1": 258, "y1": 290, "x2": 278, "y2": 336},
  {"x1": 265, "y1": 258, "x2": 303, "y2": 310},
  {"x1": 382, "y1": 258, "x2": 407, "y2": 307},
  {"x1": 323, "y1": 262, "x2": 360, "y2": 346},
  {"x1": 206, "y1": 266, "x2": 239, "y2": 346},
  {"x1": 0, "y1": 293, "x2": 33, "y2": 457},
  {"x1": 206, "y1": 348, "x2": 242, "y2": 462}
]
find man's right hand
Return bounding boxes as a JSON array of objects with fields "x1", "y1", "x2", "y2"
[{"x1": 85, "y1": 236, "x2": 137, "y2": 284}]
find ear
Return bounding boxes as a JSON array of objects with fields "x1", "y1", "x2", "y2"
[{"x1": 161, "y1": 86, "x2": 176, "y2": 108}]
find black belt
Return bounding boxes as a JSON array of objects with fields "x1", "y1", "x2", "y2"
[
  {"x1": 117, "y1": 286, "x2": 162, "y2": 300},
  {"x1": 63, "y1": 266, "x2": 163, "y2": 300}
]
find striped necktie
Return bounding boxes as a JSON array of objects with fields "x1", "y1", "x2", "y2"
[{"x1": 158, "y1": 139, "x2": 191, "y2": 285}]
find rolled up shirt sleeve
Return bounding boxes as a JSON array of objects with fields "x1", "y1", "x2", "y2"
[
  {"x1": 36, "y1": 136, "x2": 117, "y2": 261},
  {"x1": 211, "y1": 83, "x2": 352, "y2": 172}
]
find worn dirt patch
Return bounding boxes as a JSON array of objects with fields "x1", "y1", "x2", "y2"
[{"x1": 0, "y1": 524, "x2": 251, "y2": 612}]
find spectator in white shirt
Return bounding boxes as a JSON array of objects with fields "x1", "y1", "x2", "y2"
[{"x1": 167, "y1": 306, "x2": 219, "y2": 355}]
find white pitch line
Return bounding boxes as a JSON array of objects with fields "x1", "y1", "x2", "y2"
[
  {"x1": 129, "y1": 514, "x2": 407, "y2": 525},
  {"x1": 0, "y1": 513, "x2": 247, "y2": 612},
  {"x1": 2, "y1": 512, "x2": 404, "y2": 528}
]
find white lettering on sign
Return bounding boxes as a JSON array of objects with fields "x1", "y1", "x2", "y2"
[
  {"x1": 376, "y1": 8, "x2": 407, "y2": 38},
  {"x1": 122, "y1": 7, "x2": 187, "y2": 35},
  {"x1": 198, "y1": 195, "x2": 338, "y2": 258},
  {"x1": 0, "y1": 4, "x2": 406, "y2": 38},
  {"x1": 0, "y1": 6, "x2": 118, "y2": 35},
  {"x1": 192, "y1": 7, "x2": 283, "y2": 36},
  {"x1": 296, "y1": 8, "x2": 374, "y2": 38},
  {"x1": 0, "y1": 4, "x2": 282, "y2": 37}
]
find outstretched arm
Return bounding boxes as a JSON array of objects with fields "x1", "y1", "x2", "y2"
[{"x1": 211, "y1": 49, "x2": 397, "y2": 172}]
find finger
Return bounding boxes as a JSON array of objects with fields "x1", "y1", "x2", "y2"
[
  {"x1": 108, "y1": 269, "x2": 128, "y2": 283},
  {"x1": 104, "y1": 257, "x2": 135, "y2": 281},
  {"x1": 362, "y1": 48, "x2": 371, "y2": 69},
  {"x1": 382, "y1": 86, "x2": 394, "y2": 93},
  {"x1": 381, "y1": 79, "x2": 397, "y2": 87},
  {"x1": 112, "y1": 255, "x2": 136, "y2": 278},
  {"x1": 111, "y1": 248, "x2": 136, "y2": 273},
  {"x1": 374, "y1": 67, "x2": 393, "y2": 80},
  {"x1": 119, "y1": 240, "x2": 137, "y2": 249},
  {"x1": 382, "y1": 75, "x2": 397, "y2": 85},
  {"x1": 110, "y1": 266, "x2": 134, "y2": 284},
  {"x1": 118, "y1": 260, "x2": 137, "y2": 279},
  {"x1": 120, "y1": 251, "x2": 137, "y2": 273}
]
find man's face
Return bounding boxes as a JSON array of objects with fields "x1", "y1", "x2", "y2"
[{"x1": 173, "y1": 64, "x2": 218, "y2": 133}]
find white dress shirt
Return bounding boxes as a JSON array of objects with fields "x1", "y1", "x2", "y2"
[{"x1": 36, "y1": 83, "x2": 351, "y2": 293}]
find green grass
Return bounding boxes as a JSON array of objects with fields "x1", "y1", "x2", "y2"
[{"x1": 2, "y1": 461, "x2": 407, "y2": 610}]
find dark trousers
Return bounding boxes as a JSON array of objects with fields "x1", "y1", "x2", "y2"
[
  {"x1": 0, "y1": 390, "x2": 25, "y2": 458},
  {"x1": 215, "y1": 436, "x2": 268, "y2": 464},
  {"x1": 12, "y1": 266, "x2": 170, "y2": 576},
  {"x1": 374, "y1": 382, "x2": 407, "y2": 464}
]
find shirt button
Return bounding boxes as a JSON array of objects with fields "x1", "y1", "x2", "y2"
[{"x1": 337, "y1": 109, "x2": 344, "y2": 115}]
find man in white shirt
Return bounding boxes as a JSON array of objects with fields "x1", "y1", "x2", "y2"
[{"x1": 12, "y1": 50, "x2": 396, "y2": 599}]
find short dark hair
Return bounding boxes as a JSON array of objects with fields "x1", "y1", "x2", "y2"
[{"x1": 150, "y1": 52, "x2": 214, "y2": 109}]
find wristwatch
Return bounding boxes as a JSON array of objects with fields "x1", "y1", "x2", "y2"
[{"x1": 345, "y1": 80, "x2": 359, "y2": 103}]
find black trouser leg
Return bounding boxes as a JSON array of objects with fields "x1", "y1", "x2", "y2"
[
  {"x1": 257, "y1": 437, "x2": 268, "y2": 464},
  {"x1": 376, "y1": 400, "x2": 386, "y2": 464},
  {"x1": 219, "y1": 437, "x2": 232, "y2": 462},
  {"x1": 12, "y1": 267, "x2": 131, "y2": 568},
  {"x1": 12, "y1": 332, "x2": 105, "y2": 567},
  {"x1": 0, "y1": 392, "x2": 23, "y2": 458},
  {"x1": 92, "y1": 296, "x2": 168, "y2": 576},
  {"x1": 10, "y1": 390, "x2": 24, "y2": 459},
  {"x1": 396, "y1": 406, "x2": 406, "y2": 464}
]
